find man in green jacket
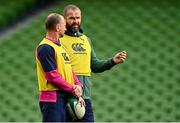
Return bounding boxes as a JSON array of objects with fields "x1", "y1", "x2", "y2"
[{"x1": 60, "y1": 4, "x2": 127, "y2": 122}]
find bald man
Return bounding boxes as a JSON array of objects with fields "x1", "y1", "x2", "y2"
[{"x1": 36, "y1": 13, "x2": 84, "y2": 122}]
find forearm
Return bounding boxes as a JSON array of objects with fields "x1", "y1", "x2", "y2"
[
  {"x1": 45, "y1": 70, "x2": 74, "y2": 93},
  {"x1": 91, "y1": 49, "x2": 116, "y2": 73},
  {"x1": 87, "y1": 37, "x2": 116, "y2": 73}
]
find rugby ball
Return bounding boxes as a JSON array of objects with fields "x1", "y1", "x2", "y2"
[{"x1": 67, "y1": 97, "x2": 85, "y2": 120}]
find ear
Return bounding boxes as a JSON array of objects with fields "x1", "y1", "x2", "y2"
[{"x1": 56, "y1": 24, "x2": 60, "y2": 32}]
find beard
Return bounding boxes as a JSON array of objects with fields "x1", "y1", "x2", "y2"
[{"x1": 66, "y1": 23, "x2": 80, "y2": 33}]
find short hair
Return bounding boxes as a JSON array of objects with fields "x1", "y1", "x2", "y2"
[
  {"x1": 63, "y1": 4, "x2": 81, "y2": 16},
  {"x1": 45, "y1": 13, "x2": 62, "y2": 31}
]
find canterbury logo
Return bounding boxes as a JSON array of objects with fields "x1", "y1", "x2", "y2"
[
  {"x1": 72, "y1": 43, "x2": 86, "y2": 52},
  {"x1": 61, "y1": 53, "x2": 70, "y2": 61}
]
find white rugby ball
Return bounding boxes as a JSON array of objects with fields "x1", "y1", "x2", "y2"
[{"x1": 67, "y1": 97, "x2": 85, "y2": 120}]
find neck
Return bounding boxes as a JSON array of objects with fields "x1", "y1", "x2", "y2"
[{"x1": 46, "y1": 31, "x2": 59, "y2": 41}]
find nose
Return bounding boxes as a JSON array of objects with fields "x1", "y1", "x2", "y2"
[
  {"x1": 75, "y1": 18, "x2": 77, "y2": 22},
  {"x1": 73, "y1": 18, "x2": 78, "y2": 24}
]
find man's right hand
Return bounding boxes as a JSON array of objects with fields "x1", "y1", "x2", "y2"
[{"x1": 78, "y1": 96, "x2": 86, "y2": 107}]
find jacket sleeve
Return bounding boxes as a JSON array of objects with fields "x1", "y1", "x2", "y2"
[{"x1": 87, "y1": 38, "x2": 116, "y2": 73}]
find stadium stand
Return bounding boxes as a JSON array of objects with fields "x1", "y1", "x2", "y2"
[
  {"x1": 0, "y1": 0, "x2": 179, "y2": 121},
  {"x1": 0, "y1": 0, "x2": 58, "y2": 30}
]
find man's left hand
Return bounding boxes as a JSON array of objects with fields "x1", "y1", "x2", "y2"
[{"x1": 113, "y1": 51, "x2": 127, "y2": 64}]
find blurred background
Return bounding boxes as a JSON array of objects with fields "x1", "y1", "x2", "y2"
[{"x1": 0, "y1": 0, "x2": 179, "y2": 121}]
